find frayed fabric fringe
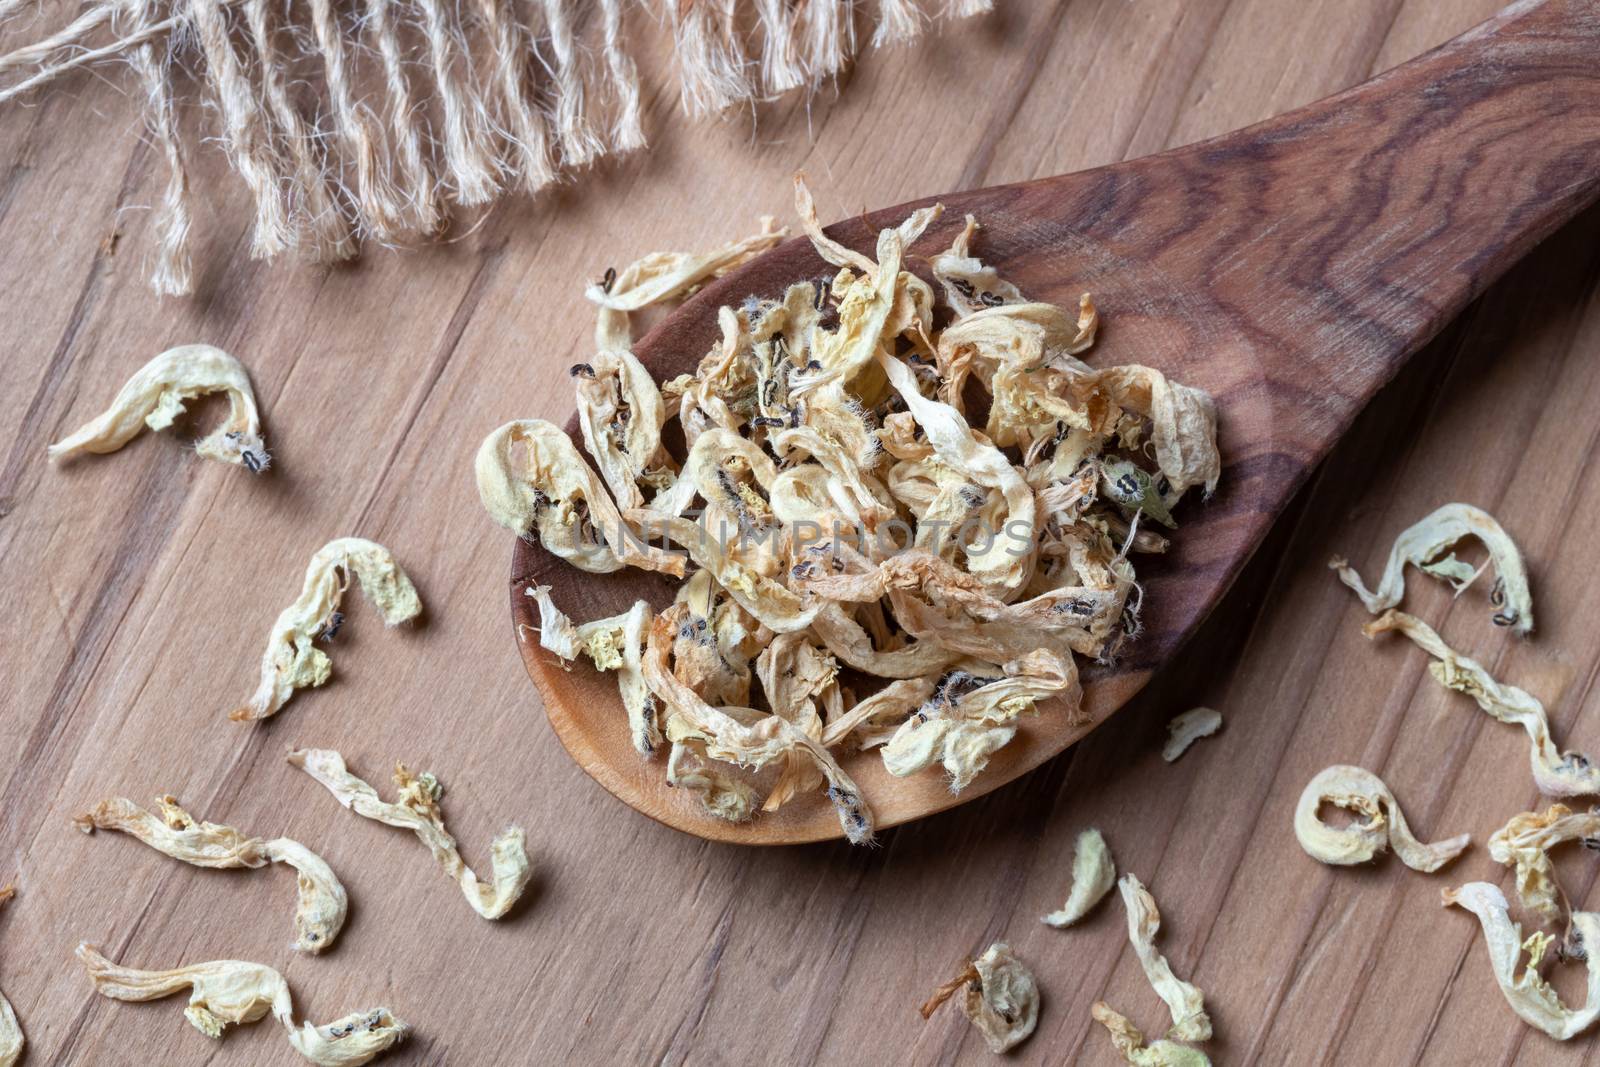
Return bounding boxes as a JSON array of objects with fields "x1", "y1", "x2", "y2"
[{"x1": 0, "y1": 0, "x2": 992, "y2": 296}]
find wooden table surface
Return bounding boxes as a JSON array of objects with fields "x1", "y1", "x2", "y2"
[{"x1": 5, "y1": 0, "x2": 1600, "y2": 1063}]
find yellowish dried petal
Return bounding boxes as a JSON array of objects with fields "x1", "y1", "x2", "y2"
[
  {"x1": 47, "y1": 345, "x2": 270, "y2": 471},
  {"x1": 930, "y1": 215, "x2": 1027, "y2": 320},
  {"x1": 75, "y1": 796, "x2": 347, "y2": 953},
  {"x1": 231, "y1": 538, "x2": 422, "y2": 722},
  {"x1": 1444, "y1": 882, "x2": 1600, "y2": 1039},
  {"x1": 665, "y1": 741, "x2": 759, "y2": 822},
  {"x1": 0, "y1": 887, "x2": 20, "y2": 1067},
  {"x1": 76, "y1": 944, "x2": 407, "y2": 1064},
  {"x1": 1293, "y1": 764, "x2": 1469, "y2": 872},
  {"x1": 476, "y1": 419, "x2": 684, "y2": 577},
  {"x1": 881, "y1": 651, "x2": 1077, "y2": 793},
  {"x1": 1365, "y1": 610, "x2": 1599, "y2": 796},
  {"x1": 646, "y1": 606, "x2": 874, "y2": 842},
  {"x1": 1042, "y1": 827, "x2": 1116, "y2": 927},
  {"x1": 1162, "y1": 708, "x2": 1222, "y2": 763},
  {"x1": 1118, "y1": 874, "x2": 1211, "y2": 1043},
  {"x1": 1091, "y1": 1002, "x2": 1212, "y2": 1066},
  {"x1": 1487, "y1": 805, "x2": 1600, "y2": 924},
  {"x1": 288, "y1": 749, "x2": 530, "y2": 920},
  {"x1": 1331, "y1": 503, "x2": 1533, "y2": 635},
  {"x1": 919, "y1": 943, "x2": 1039, "y2": 1054}
]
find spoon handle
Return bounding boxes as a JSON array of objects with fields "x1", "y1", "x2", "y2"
[{"x1": 1033, "y1": 0, "x2": 1600, "y2": 460}]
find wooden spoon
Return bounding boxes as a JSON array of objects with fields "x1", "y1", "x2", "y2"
[{"x1": 511, "y1": 0, "x2": 1600, "y2": 845}]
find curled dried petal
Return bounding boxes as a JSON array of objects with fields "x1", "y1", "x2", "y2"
[
  {"x1": 1118, "y1": 874, "x2": 1212, "y2": 1042},
  {"x1": 288, "y1": 749, "x2": 530, "y2": 920},
  {"x1": 1162, "y1": 708, "x2": 1222, "y2": 763},
  {"x1": 475, "y1": 420, "x2": 684, "y2": 577},
  {"x1": 1444, "y1": 882, "x2": 1600, "y2": 1039},
  {"x1": 74, "y1": 796, "x2": 347, "y2": 953},
  {"x1": 1331, "y1": 503, "x2": 1533, "y2": 635},
  {"x1": 1293, "y1": 763, "x2": 1469, "y2": 872},
  {"x1": 48, "y1": 345, "x2": 270, "y2": 471},
  {"x1": 76, "y1": 944, "x2": 408, "y2": 1064},
  {"x1": 1487, "y1": 805, "x2": 1600, "y2": 924},
  {"x1": 881, "y1": 650, "x2": 1077, "y2": 792},
  {"x1": 666, "y1": 740, "x2": 759, "y2": 822},
  {"x1": 231, "y1": 538, "x2": 422, "y2": 722},
  {"x1": 1042, "y1": 827, "x2": 1116, "y2": 927},
  {"x1": 1365, "y1": 610, "x2": 1599, "y2": 796},
  {"x1": 919, "y1": 943, "x2": 1038, "y2": 1053},
  {"x1": 1091, "y1": 1002, "x2": 1212, "y2": 1066}
]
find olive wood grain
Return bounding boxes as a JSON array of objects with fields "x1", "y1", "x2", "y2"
[{"x1": 513, "y1": 0, "x2": 1600, "y2": 844}]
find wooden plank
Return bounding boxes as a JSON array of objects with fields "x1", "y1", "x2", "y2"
[{"x1": 4, "y1": 0, "x2": 1596, "y2": 1063}]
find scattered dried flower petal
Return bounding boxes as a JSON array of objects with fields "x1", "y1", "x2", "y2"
[
  {"x1": 1162, "y1": 708, "x2": 1221, "y2": 763},
  {"x1": 1091, "y1": 1002, "x2": 1212, "y2": 1066},
  {"x1": 1330, "y1": 503, "x2": 1533, "y2": 635},
  {"x1": 1444, "y1": 882, "x2": 1600, "y2": 1039},
  {"x1": 1042, "y1": 827, "x2": 1116, "y2": 927},
  {"x1": 231, "y1": 538, "x2": 422, "y2": 723},
  {"x1": 288, "y1": 749, "x2": 530, "y2": 919},
  {"x1": 919, "y1": 942, "x2": 1039, "y2": 1053},
  {"x1": 1293, "y1": 763, "x2": 1469, "y2": 871},
  {"x1": 75, "y1": 796, "x2": 347, "y2": 953},
  {"x1": 1488, "y1": 805, "x2": 1600, "y2": 924},
  {"x1": 47, "y1": 345, "x2": 270, "y2": 471},
  {"x1": 1365, "y1": 610, "x2": 1600, "y2": 796},
  {"x1": 76, "y1": 943, "x2": 407, "y2": 1064},
  {"x1": 1118, "y1": 874, "x2": 1212, "y2": 1042}
]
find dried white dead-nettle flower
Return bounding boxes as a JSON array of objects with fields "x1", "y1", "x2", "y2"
[
  {"x1": 1091, "y1": 1002, "x2": 1211, "y2": 1066},
  {"x1": 1488, "y1": 805, "x2": 1600, "y2": 925},
  {"x1": 1162, "y1": 708, "x2": 1221, "y2": 763},
  {"x1": 1444, "y1": 882, "x2": 1600, "y2": 1040},
  {"x1": 0, "y1": 886, "x2": 20, "y2": 1067},
  {"x1": 75, "y1": 943, "x2": 407, "y2": 1064},
  {"x1": 1331, "y1": 502, "x2": 1533, "y2": 635},
  {"x1": 1042, "y1": 827, "x2": 1116, "y2": 928},
  {"x1": 1364, "y1": 610, "x2": 1600, "y2": 796},
  {"x1": 491, "y1": 180, "x2": 1218, "y2": 839},
  {"x1": 48, "y1": 345, "x2": 269, "y2": 471},
  {"x1": 288, "y1": 749, "x2": 530, "y2": 920},
  {"x1": 1118, "y1": 874, "x2": 1211, "y2": 1043},
  {"x1": 1294, "y1": 764, "x2": 1469, "y2": 872},
  {"x1": 919, "y1": 942, "x2": 1039, "y2": 1053},
  {"x1": 232, "y1": 538, "x2": 422, "y2": 723},
  {"x1": 74, "y1": 795, "x2": 347, "y2": 953}
]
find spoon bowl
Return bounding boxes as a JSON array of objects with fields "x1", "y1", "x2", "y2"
[{"x1": 512, "y1": 0, "x2": 1600, "y2": 844}]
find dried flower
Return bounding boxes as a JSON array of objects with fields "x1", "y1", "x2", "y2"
[
  {"x1": 1162, "y1": 708, "x2": 1221, "y2": 763},
  {"x1": 75, "y1": 796, "x2": 347, "y2": 952},
  {"x1": 1331, "y1": 503, "x2": 1533, "y2": 635},
  {"x1": 919, "y1": 942, "x2": 1039, "y2": 1053},
  {"x1": 1293, "y1": 764, "x2": 1469, "y2": 871},
  {"x1": 76, "y1": 943, "x2": 407, "y2": 1064},
  {"x1": 1091, "y1": 1002, "x2": 1212, "y2": 1066},
  {"x1": 1118, "y1": 874, "x2": 1211, "y2": 1042},
  {"x1": 1444, "y1": 882, "x2": 1600, "y2": 1039},
  {"x1": 231, "y1": 538, "x2": 422, "y2": 723},
  {"x1": 1488, "y1": 805, "x2": 1600, "y2": 924},
  {"x1": 1364, "y1": 610, "x2": 1599, "y2": 796},
  {"x1": 1042, "y1": 827, "x2": 1116, "y2": 927},
  {"x1": 288, "y1": 749, "x2": 530, "y2": 920},
  {"x1": 47, "y1": 345, "x2": 270, "y2": 471}
]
